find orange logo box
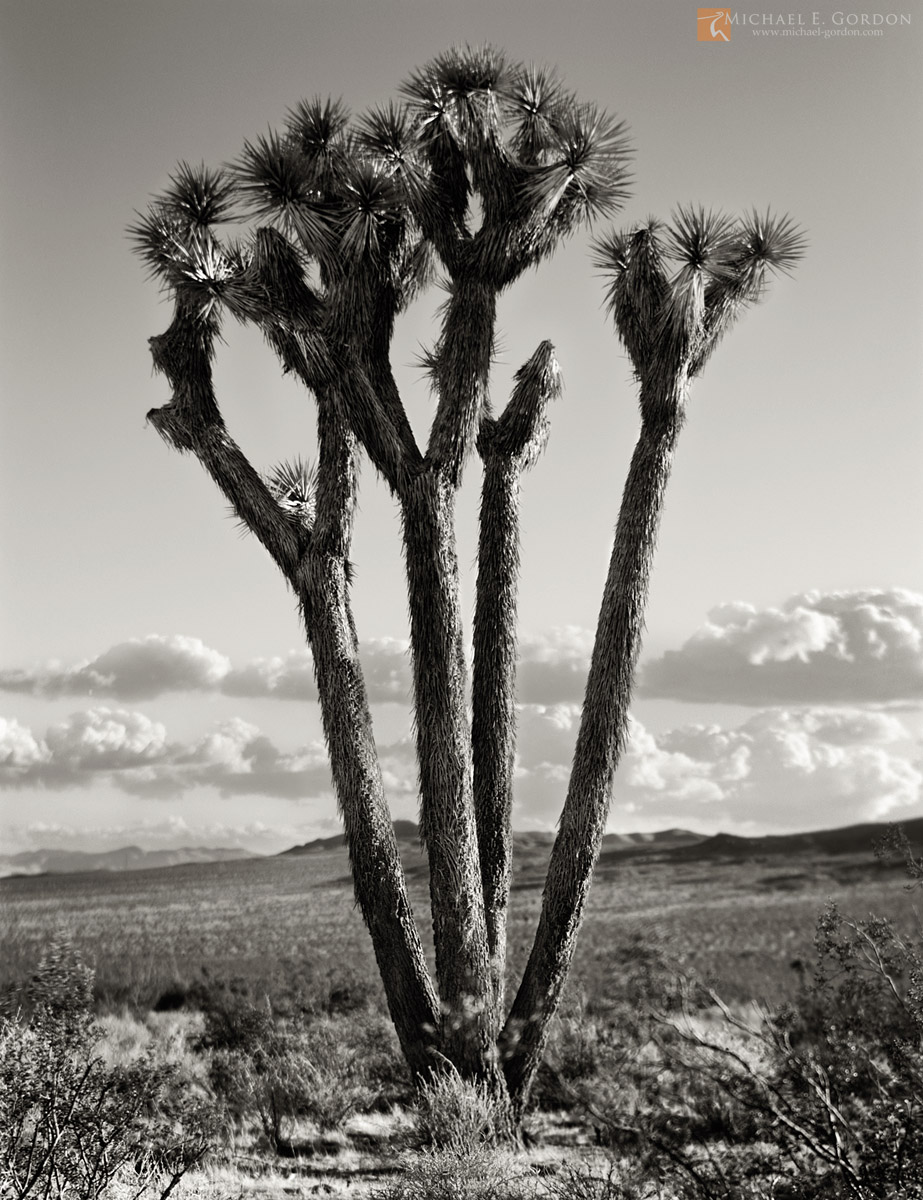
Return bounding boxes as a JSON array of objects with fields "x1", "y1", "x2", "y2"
[{"x1": 698, "y1": 8, "x2": 732, "y2": 40}]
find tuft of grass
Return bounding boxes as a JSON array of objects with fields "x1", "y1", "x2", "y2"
[
  {"x1": 371, "y1": 1145, "x2": 537, "y2": 1200},
  {"x1": 410, "y1": 1067, "x2": 504, "y2": 1153}
]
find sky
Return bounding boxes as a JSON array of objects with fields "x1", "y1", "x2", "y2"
[{"x1": 1, "y1": 0, "x2": 921, "y2": 857}]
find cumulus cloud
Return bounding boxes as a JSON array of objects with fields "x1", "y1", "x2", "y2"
[
  {"x1": 222, "y1": 651, "x2": 317, "y2": 701},
  {"x1": 639, "y1": 589, "x2": 923, "y2": 705},
  {"x1": 508, "y1": 702, "x2": 922, "y2": 832},
  {"x1": 615, "y1": 707, "x2": 921, "y2": 830},
  {"x1": 2, "y1": 699, "x2": 921, "y2": 836},
  {"x1": 1, "y1": 708, "x2": 171, "y2": 788},
  {"x1": 0, "y1": 709, "x2": 333, "y2": 800},
  {"x1": 0, "y1": 717, "x2": 51, "y2": 775},
  {"x1": 0, "y1": 635, "x2": 231, "y2": 701},
  {"x1": 0, "y1": 635, "x2": 414, "y2": 706},
  {"x1": 119, "y1": 718, "x2": 335, "y2": 801}
]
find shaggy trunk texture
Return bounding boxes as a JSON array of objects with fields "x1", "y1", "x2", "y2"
[
  {"x1": 426, "y1": 278, "x2": 497, "y2": 486},
  {"x1": 304, "y1": 387, "x2": 440, "y2": 1080},
  {"x1": 472, "y1": 447, "x2": 522, "y2": 1017},
  {"x1": 470, "y1": 448, "x2": 523, "y2": 1012},
  {"x1": 298, "y1": 553, "x2": 440, "y2": 1078},
  {"x1": 501, "y1": 387, "x2": 685, "y2": 1114},
  {"x1": 149, "y1": 306, "x2": 440, "y2": 1080},
  {"x1": 471, "y1": 341, "x2": 558, "y2": 1021},
  {"x1": 400, "y1": 471, "x2": 498, "y2": 1072}
]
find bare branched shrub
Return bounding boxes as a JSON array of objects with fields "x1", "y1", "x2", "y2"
[
  {"x1": 540, "y1": 1161, "x2": 636, "y2": 1200},
  {"x1": 196, "y1": 993, "x2": 381, "y2": 1152},
  {"x1": 537, "y1": 835, "x2": 923, "y2": 1199},
  {"x1": 0, "y1": 941, "x2": 215, "y2": 1200},
  {"x1": 595, "y1": 909, "x2": 923, "y2": 1197}
]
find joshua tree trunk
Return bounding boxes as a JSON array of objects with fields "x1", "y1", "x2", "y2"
[
  {"x1": 300, "y1": 551, "x2": 440, "y2": 1077},
  {"x1": 400, "y1": 471, "x2": 497, "y2": 1073},
  {"x1": 302, "y1": 388, "x2": 441, "y2": 1079},
  {"x1": 472, "y1": 342, "x2": 559, "y2": 1020},
  {"x1": 471, "y1": 447, "x2": 520, "y2": 1014},
  {"x1": 501, "y1": 386, "x2": 686, "y2": 1114},
  {"x1": 149, "y1": 303, "x2": 441, "y2": 1079}
]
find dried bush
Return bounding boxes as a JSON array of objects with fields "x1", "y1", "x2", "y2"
[
  {"x1": 196, "y1": 992, "x2": 382, "y2": 1151},
  {"x1": 586, "y1": 871, "x2": 923, "y2": 1195},
  {"x1": 0, "y1": 941, "x2": 215, "y2": 1200},
  {"x1": 371, "y1": 1144, "x2": 535, "y2": 1200},
  {"x1": 410, "y1": 1066, "x2": 503, "y2": 1153}
]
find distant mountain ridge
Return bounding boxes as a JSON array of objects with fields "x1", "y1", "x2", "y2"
[
  {"x1": 660, "y1": 817, "x2": 923, "y2": 862},
  {"x1": 281, "y1": 817, "x2": 923, "y2": 867},
  {"x1": 4, "y1": 816, "x2": 920, "y2": 880},
  {"x1": 0, "y1": 845, "x2": 257, "y2": 878},
  {"x1": 278, "y1": 822, "x2": 706, "y2": 859}
]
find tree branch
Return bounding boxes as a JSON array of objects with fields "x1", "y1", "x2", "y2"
[
  {"x1": 149, "y1": 301, "x2": 439, "y2": 1074},
  {"x1": 147, "y1": 307, "x2": 305, "y2": 582},
  {"x1": 425, "y1": 274, "x2": 497, "y2": 486},
  {"x1": 502, "y1": 383, "x2": 685, "y2": 1111},
  {"x1": 472, "y1": 342, "x2": 560, "y2": 1015},
  {"x1": 297, "y1": 543, "x2": 440, "y2": 1075}
]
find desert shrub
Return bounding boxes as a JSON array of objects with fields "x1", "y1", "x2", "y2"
[
  {"x1": 196, "y1": 992, "x2": 383, "y2": 1151},
  {"x1": 0, "y1": 940, "x2": 215, "y2": 1200},
  {"x1": 539, "y1": 1161, "x2": 636, "y2": 1200},
  {"x1": 262, "y1": 1015, "x2": 382, "y2": 1133},
  {"x1": 345, "y1": 1009, "x2": 413, "y2": 1108},
  {"x1": 371, "y1": 1144, "x2": 536, "y2": 1200},
  {"x1": 536, "y1": 930, "x2": 683, "y2": 1129},
  {"x1": 548, "y1": 831, "x2": 923, "y2": 1198},
  {"x1": 618, "y1": 906, "x2": 923, "y2": 1198},
  {"x1": 537, "y1": 990, "x2": 649, "y2": 1117},
  {"x1": 410, "y1": 1067, "x2": 506, "y2": 1153},
  {"x1": 372, "y1": 1149, "x2": 637, "y2": 1200}
]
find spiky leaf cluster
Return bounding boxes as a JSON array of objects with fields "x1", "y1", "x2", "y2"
[
  {"x1": 131, "y1": 46, "x2": 631, "y2": 352},
  {"x1": 266, "y1": 457, "x2": 317, "y2": 527},
  {"x1": 595, "y1": 207, "x2": 806, "y2": 396},
  {"x1": 400, "y1": 47, "x2": 632, "y2": 285}
]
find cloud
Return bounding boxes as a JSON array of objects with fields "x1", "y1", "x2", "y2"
[
  {"x1": 222, "y1": 638, "x2": 412, "y2": 704},
  {"x1": 221, "y1": 651, "x2": 317, "y2": 701},
  {"x1": 0, "y1": 635, "x2": 413, "y2": 705},
  {"x1": 0, "y1": 717, "x2": 51, "y2": 774},
  {"x1": 1, "y1": 708, "x2": 170, "y2": 788},
  {"x1": 615, "y1": 707, "x2": 921, "y2": 830},
  {"x1": 639, "y1": 589, "x2": 923, "y2": 705},
  {"x1": 44, "y1": 708, "x2": 169, "y2": 769},
  {"x1": 2, "y1": 699, "x2": 921, "y2": 837},
  {"x1": 0, "y1": 626, "x2": 592, "y2": 709},
  {"x1": 516, "y1": 628, "x2": 593, "y2": 704},
  {"x1": 0, "y1": 635, "x2": 231, "y2": 701},
  {"x1": 509, "y1": 702, "x2": 922, "y2": 832},
  {"x1": 0, "y1": 709, "x2": 333, "y2": 800},
  {"x1": 120, "y1": 718, "x2": 335, "y2": 801}
]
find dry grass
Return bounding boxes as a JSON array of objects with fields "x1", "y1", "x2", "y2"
[{"x1": 1, "y1": 851, "x2": 914, "y2": 1015}]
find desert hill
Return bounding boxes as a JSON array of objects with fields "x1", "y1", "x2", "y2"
[
  {"x1": 3, "y1": 816, "x2": 919, "y2": 881},
  {"x1": 0, "y1": 844, "x2": 256, "y2": 879}
]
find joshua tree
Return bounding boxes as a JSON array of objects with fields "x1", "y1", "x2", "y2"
[{"x1": 131, "y1": 46, "x2": 803, "y2": 1130}]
